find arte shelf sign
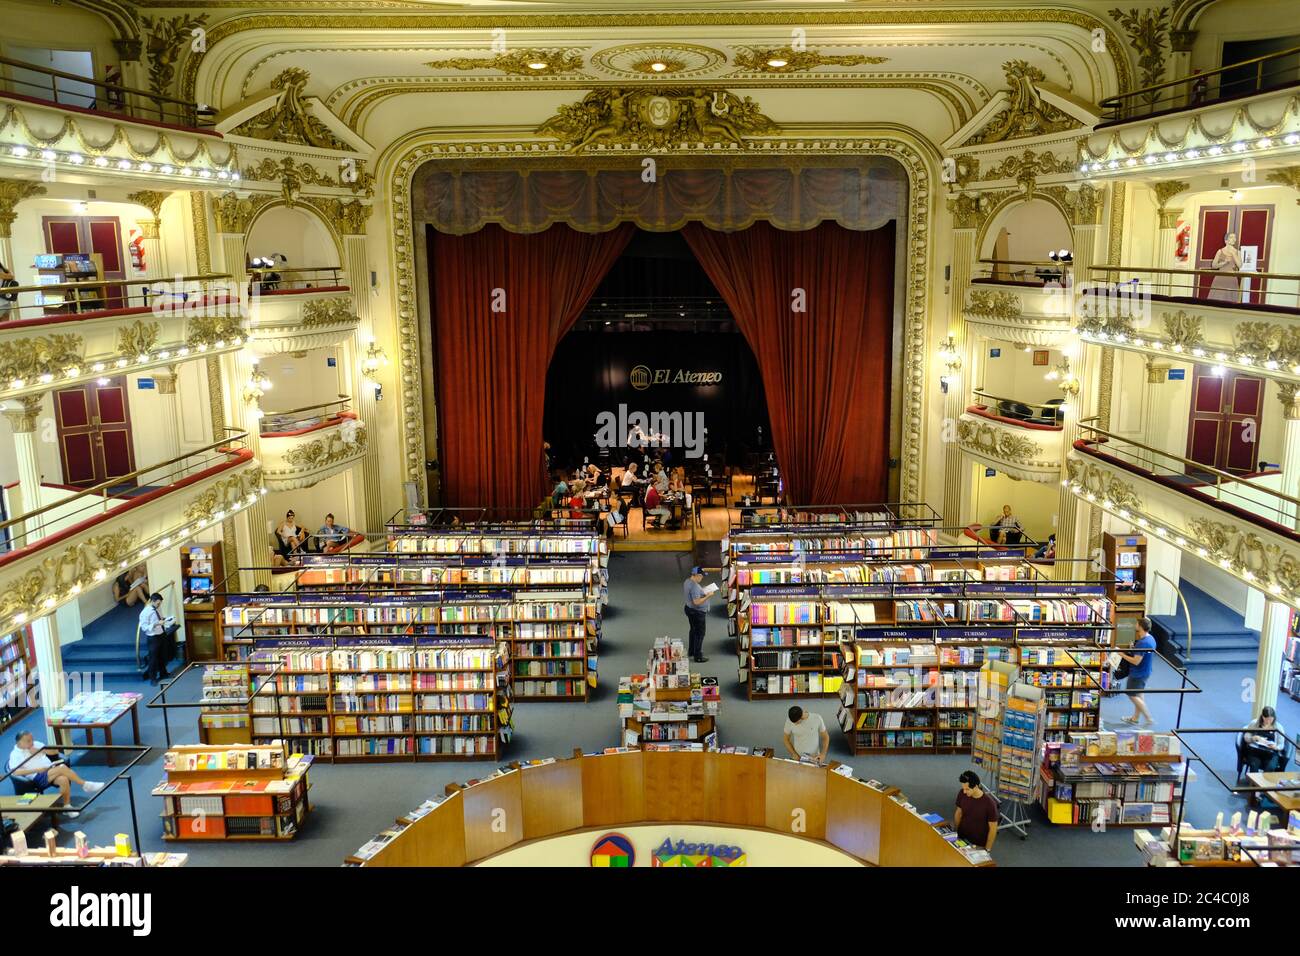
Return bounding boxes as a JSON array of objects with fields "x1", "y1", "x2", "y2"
[
  {"x1": 589, "y1": 832, "x2": 747, "y2": 867},
  {"x1": 630, "y1": 366, "x2": 723, "y2": 389}
]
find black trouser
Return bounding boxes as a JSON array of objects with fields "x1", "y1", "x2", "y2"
[
  {"x1": 1244, "y1": 745, "x2": 1282, "y2": 774},
  {"x1": 685, "y1": 606, "x2": 706, "y2": 659},
  {"x1": 146, "y1": 625, "x2": 177, "y2": 680}
]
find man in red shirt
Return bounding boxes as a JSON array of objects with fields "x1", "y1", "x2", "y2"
[{"x1": 954, "y1": 770, "x2": 999, "y2": 852}]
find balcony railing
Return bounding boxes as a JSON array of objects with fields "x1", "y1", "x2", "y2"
[
  {"x1": 972, "y1": 258, "x2": 1073, "y2": 288},
  {"x1": 1086, "y1": 265, "x2": 1300, "y2": 314},
  {"x1": 0, "y1": 274, "x2": 238, "y2": 325},
  {"x1": 0, "y1": 432, "x2": 253, "y2": 557},
  {"x1": 1099, "y1": 45, "x2": 1300, "y2": 126},
  {"x1": 0, "y1": 55, "x2": 215, "y2": 130},
  {"x1": 248, "y1": 266, "x2": 346, "y2": 295},
  {"x1": 1074, "y1": 419, "x2": 1298, "y2": 531},
  {"x1": 259, "y1": 398, "x2": 352, "y2": 436},
  {"x1": 969, "y1": 390, "x2": 1064, "y2": 429}
]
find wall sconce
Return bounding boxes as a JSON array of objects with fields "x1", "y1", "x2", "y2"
[
  {"x1": 1045, "y1": 355, "x2": 1080, "y2": 398},
  {"x1": 937, "y1": 334, "x2": 962, "y2": 392},
  {"x1": 362, "y1": 339, "x2": 388, "y2": 401},
  {"x1": 243, "y1": 360, "x2": 272, "y2": 419}
]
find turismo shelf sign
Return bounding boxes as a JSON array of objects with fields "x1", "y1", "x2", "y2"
[{"x1": 938, "y1": 627, "x2": 1015, "y2": 641}]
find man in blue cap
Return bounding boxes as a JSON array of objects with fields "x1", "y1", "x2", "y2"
[{"x1": 683, "y1": 565, "x2": 716, "y2": 663}]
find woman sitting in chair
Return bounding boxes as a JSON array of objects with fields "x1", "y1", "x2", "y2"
[{"x1": 1241, "y1": 706, "x2": 1288, "y2": 774}]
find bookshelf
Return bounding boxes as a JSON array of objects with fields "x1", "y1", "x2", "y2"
[
  {"x1": 0, "y1": 627, "x2": 37, "y2": 733},
  {"x1": 180, "y1": 543, "x2": 225, "y2": 661},
  {"x1": 1102, "y1": 532, "x2": 1147, "y2": 616},
  {"x1": 153, "y1": 741, "x2": 312, "y2": 840},
  {"x1": 618, "y1": 638, "x2": 721, "y2": 750},
  {"x1": 199, "y1": 662, "x2": 251, "y2": 745},
  {"x1": 1281, "y1": 610, "x2": 1300, "y2": 703},
  {"x1": 33, "y1": 251, "x2": 106, "y2": 314},
  {"x1": 1040, "y1": 731, "x2": 1184, "y2": 827}
]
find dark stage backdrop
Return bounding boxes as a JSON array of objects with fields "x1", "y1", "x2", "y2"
[{"x1": 542, "y1": 331, "x2": 770, "y2": 469}]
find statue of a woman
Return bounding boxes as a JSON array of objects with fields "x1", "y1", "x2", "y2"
[{"x1": 1206, "y1": 231, "x2": 1243, "y2": 302}]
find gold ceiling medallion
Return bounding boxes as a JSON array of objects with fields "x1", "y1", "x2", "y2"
[
  {"x1": 963, "y1": 61, "x2": 1078, "y2": 145},
  {"x1": 590, "y1": 44, "x2": 725, "y2": 79},
  {"x1": 0, "y1": 178, "x2": 47, "y2": 239},
  {"x1": 537, "y1": 88, "x2": 777, "y2": 151},
  {"x1": 231, "y1": 68, "x2": 351, "y2": 151},
  {"x1": 732, "y1": 47, "x2": 889, "y2": 73},
  {"x1": 141, "y1": 13, "x2": 206, "y2": 98},
  {"x1": 1109, "y1": 7, "x2": 1171, "y2": 98},
  {"x1": 0, "y1": 334, "x2": 85, "y2": 386},
  {"x1": 424, "y1": 49, "x2": 583, "y2": 76}
]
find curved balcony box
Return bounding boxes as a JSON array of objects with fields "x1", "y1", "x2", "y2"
[
  {"x1": 957, "y1": 408, "x2": 1062, "y2": 482},
  {"x1": 1080, "y1": 87, "x2": 1300, "y2": 181},
  {"x1": 0, "y1": 291, "x2": 246, "y2": 403},
  {"x1": 1075, "y1": 287, "x2": 1300, "y2": 383},
  {"x1": 247, "y1": 287, "x2": 357, "y2": 356},
  {"x1": 0, "y1": 96, "x2": 237, "y2": 186},
  {"x1": 0, "y1": 451, "x2": 263, "y2": 629},
  {"x1": 1066, "y1": 441, "x2": 1300, "y2": 604},
  {"x1": 260, "y1": 413, "x2": 368, "y2": 491},
  {"x1": 963, "y1": 285, "x2": 1074, "y2": 347}
]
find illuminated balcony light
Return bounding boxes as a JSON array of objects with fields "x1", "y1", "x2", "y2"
[
  {"x1": 217, "y1": 170, "x2": 229, "y2": 180},
  {"x1": 1215, "y1": 352, "x2": 1228, "y2": 361},
  {"x1": 1136, "y1": 516, "x2": 1149, "y2": 527},
  {"x1": 1107, "y1": 160, "x2": 1119, "y2": 170},
  {"x1": 1125, "y1": 158, "x2": 1137, "y2": 167},
  {"x1": 1144, "y1": 155, "x2": 1159, "y2": 164},
  {"x1": 1257, "y1": 138, "x2": 1273, "y2": 149},
  {"x1": 1078, "y1": 163, "x2": 1089, "y2": 173},
  {"x1": 1163, "y1": 152, "x2": 1177, "y2": 162},
  {"x1": 214, "y1": 339, "x2": 225, "y2": 349},
  {"x1": 1134, "y1": 338, "x2": 1146, "y2": 347},
  {"x1": 1184, "y1": 149, "x2": 1200, "y2": 159},
  {"x1": 117, "y1": 159, "x2": 132, "y2": 170},
  {"x1": 68, "y1": 153, "x2": 84, "y2": 165},
  {"x1": 260, "y1": 487, "x2": 268, "y2": 496},
  {"x1": 114, "y1": 358, "x2": 128, "y2": 368},
  {"x1": 139, "y1": 162, "x2": 154, "y2": 172},
  {"x1": 1208, "y1": 145, "x2": 1224, "y2": 156},
  {"x1": 178, "y1": 347, "x2": 190, "y2": 356},
  {"x1": 197, "y1": 342, "x2": 208, "y2": 351},
  {"x1": 1154, "y1": 527, "x2": 1168, "y2": 537},
  {"x1": 12, "y1": 613, "x2": 27, "y2": 625},
  {"x1": 1211, "y1": 365, "x2": 1227, "y2": 376},
  {"x1": 214, "y1": 509, "x2": 226, "y2": 520},
  {"x1": 10, "y1": 379, "x2": 24, "y2": 389},
  {"x1": 1231, "y1": 141, "x2": 1248, "y2": 152},
  {"x1": 93, "y1": 569, "x2": 106, "y2": 581},
  {"x1": 157, "y1": 350, "x2": 170, "y2": 359},
  {"x1": 93, "y1": 156, "x2": 108, "y2": 167},
  {"x1": 1285, "y1": 134, "x2": 1300, "y2": 145},
  {"x1": 136, "y1": 354, "x2": 148, "y2": 363},
  {"x1": 180, "y1": 167, "x2": 193, "y2": 177},
  {"x1": 231, "y1": 172, "x2": 241, "y2": 182},
  {"x1": 1197, "y1": 548, "x2": 1208, "y2": 558},
  {"x1": 63, "y1": 366, "x2": 80, "y2": 377},
  {"x1": 1116, "y1": 509, "x2": 1131, "y2": 519},
  {"x1": 37, "y1": 373, "x2": 53, "y2": 383},
  {"x1": 1266, "y1": 360, "x2": 1280, "y2": 370},
  {"x1": 96, "y1": 378, "x2": 108, "y2": 386},
  {"x1": 10, "y1": 146, "x2": 29, "y2": 157},
  {"x1": 1243, "y1": 570, "x2": 1255, "y2": 581},
  {"x1": 91, "y1": 363, "x2": 104, "y2": 372},
  {"x1": 40, "y1": 149, "x2": 56, "y2": 161},
  {"x1": 1174, "y1": 537, "x2": 1186, "y2": 547},
  {"x1": 42, "y1": 597, "x2": 55, "y2": 609},
  {"x1": 160, "y1": 165, "x2": 174, "y2": 174},
  {"x1": 1191, "y1": 348, "x2": 1206, "y2": 358},
  {"x1": 160, "y1": 537, "x2": 171, "y2": 547},
  {"x1": 1170, "y1": 343, "x2": 1183, "y2": 353},
  {"x1": 198, "y1": 169, "x2": 212, "y2": 179}
]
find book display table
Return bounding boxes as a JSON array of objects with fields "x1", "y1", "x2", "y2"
[{"x1": 47, "y1": 692, "x2": 143, "y2": 765}]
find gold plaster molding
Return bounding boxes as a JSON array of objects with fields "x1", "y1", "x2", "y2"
[
  {"x1": 946, "y1": 189, "x2": 1015, "y2": 230},
  {"x1": 0, "y1": 334, "x2": 85, "y2": 387},
  {"x1": 956, "y1": 418, "x2": 1044, "y2": 464},
  {"x1": 425, "y1": 49, "x2": 584, "y2": 76},
  {"x1": 1188, "y1": 516, "x2": 1300, "y2": 597},
  {"x1": 1065, "y1": 457, "x2": 1144, "y2": 512},
  {"x1": 302, "y1": 196, "x2": 369, "y2": 237},
  {"x1": 0, "y1": 178, "x2": 47, "y2": 239},
  {"x1": 1233, "y1": 322, "x2": 1300, "y2": 367},
  {"x1": 1266, "y1": 167, "x2": 1300, "y2": 204},
  {"x1": 1161, "y1": 309, "x2": 1204, "y2": 350},
  {"x1": 126, "y1": 189, "x2": 170, "y2": 221},
  {"x1": 186, "y1": 314, "x2": 246, "y2": 351},
  {"x1": 115, "y1": 320, "x2": 162, "y2": 358},
  {"x1": 964, "y1": 289, "x2": 1023, "y2": 321},
  {"x1": 962, "y1": 60, "x2": 1080, "y2": 146},
  {"x1": 280, "y1": 424, "x2": 368, "y2": 470},
  {"x1": 231, "y1": 67, "x2": 352, "y2": 151},
  {"x1": 1109, "y1": 6, "x2": 1171, "y2": 97},
  {"x1": 300, "y1": 296, "x2": 359, "y2": 328},
  {"x1": 0, "y1": 528, "x2": 137, "y2": 626},
  {"x1": 731, "y1": 47, "x2": 889, "y2": 74},
  {"x1": 142, "y1": 13, "x2": 207, "y2": 98},
  {"x1": 536, "y1": 87, "x2": 777, "y2": 151},
  {"x1": 978, "y1": 148, "x2": 1074, "y2": 192},
  {"x1": 213, "y1": 190, "x2": 277, "y2": 234},
  {"x1": 182, "y1": 465, "x2": 265, "y2": 525},
  {"x1": 1, "y1": 395, "x2": 43, "y2": 434}
]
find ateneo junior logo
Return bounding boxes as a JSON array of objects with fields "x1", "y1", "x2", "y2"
[
  {"x1": 590, "y1": 832, "x2": 636, "y2": 867},
  {"x1": 630, "y1": 365, "x2": 652, "y2": 390}
]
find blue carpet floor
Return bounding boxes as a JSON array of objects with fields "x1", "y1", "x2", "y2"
[
  {"x1": 1152, "y1": 581, "x2": 1261, "y2": 667},
  {"x1": 6, "y1": 552, "x2": 1294, "y2": 867}
]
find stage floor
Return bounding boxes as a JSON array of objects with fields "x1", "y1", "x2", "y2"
[{"x1": 611, "y1": 475, "x2": 754, "y2": 552}]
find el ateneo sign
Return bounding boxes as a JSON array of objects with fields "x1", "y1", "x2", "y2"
[{"x1": 630, "y1": 365, "x2": 723, "y2": 390}]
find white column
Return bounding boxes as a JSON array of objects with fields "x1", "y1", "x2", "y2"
[
  {"x1": 342, "y1": 233, "x2": 385, "y2": 534},
  {"x1": 1144, "y1": 536, "x2": 1182, "y2": 616},
  {"x1": 1276, "y1": 385, "x2": 1300, "y2": 529},
  {"x1": 138, "y1": 218, "x2": 165, "y2": 281},
  {"x1": 152, "y1": 366, "x2": 183, "y2": 465},
  {"x1": 1257, "y1": 599, "x2": 1289, "y2": 714},
  {"x1": 30, "y1": 616, "x2": 66, "y2": 742},
  {"x1": 1157, "y1": 207, "x2": 1182, "y2": 297},
  {"x1": 2, "y1": 397, "x2": 46, "y2": 545},
  {"x1": 942, "y1": 226, "x2": 977, "y2": 529}
]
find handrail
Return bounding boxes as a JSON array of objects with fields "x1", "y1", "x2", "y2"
[
  {"x1": 0, "y1": 273, "x2": 234, "y2": 297},
  {"x1": 0, "y1": 273, "x2": 238, "y2": 324},
  {"x1": 248, "y1": 266, "x2": 344, "y2": 276},
  {"x1": 0, "y1": 54, "x2": 214, "y2": 128},
  {"x1": 1149, "y1": 570, "x2": 1193, "y2": 662},
  {"x1": 971, "y1": 388, "x2": 1063, "y2": 409},
  {"x1": 1089, "y1": 264, "x2": 1300, "y2": 283},
  {"x1": 1099, "y1": 44, "x2": 1300, "y2": 123},
  {"x1": 0, "y1": 431, "x2": 250, "y2": 536},
  {"x1": 978, "y1": 258, "x2": 1073, "y2": 269},
  {"x1": 261, "y1": 396, "x2": 351, "y2": 419}
]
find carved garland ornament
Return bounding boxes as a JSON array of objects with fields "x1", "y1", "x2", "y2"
[
  {"x1": 1161, "y1": 310, "x2": 1204, "y2": 350},
  {"x1": 1188, "y1": 517, "x2": 1300, "y2": 597},
  {"x1": 300, "y1": 296, "x2": 359, "y2": 328},
  {"x1": 536, "y1": 87, "x2": 777, "y2": 151},
  {"x1": 281, "y1": 424, "x2": 368, "y2": 470},
  {"x1": 231, "y1": 68, "x2": 352, "y2": 151},
  {"x1": 141, "y1": 14, "x2": 207, "y2": 98},
  {"x1": 425, "y1": 49, "x2": 584, "y2": 76},
  {"x1": 731, "y1": 47, "x2": 889, "y2": 73},
  {"x1": 979, "y1": 148, "x2": 1074, "y2": 194},
  {"x1": 115, "y1": 320, "x2": 161, "y2": 357},
  {"x1": 186, "y1": 315, "x2": 245, "y2": 350},
  {"x1": 182, "y1": 466, "x2": 265, "y2": 525},
  {"x1": 964, "y1": 289, "x2": 1023, "y2": 321},
  {"x1": 957, "y1": 419, "x2": 1043, "y2": 464},
  {"x1": 1065, "y1": 458, "x2": 1144, "y2": 512},
  {"x1": 963, "y1": 60, "x2": 1078, "y2": 146},
  {"x1": 1233, "y1": 322, "x2": 1300, "y2": 366},
  {"x1": 1109, "y1": 7, "x2": 1171, "y2": 99},
  {"x1": 0, "y1": 529, "x2": 136, "y2": 626},
  {"x1": 0, "y1": 334, "x2": 85, "y2": 385},
  {"x1": 0, "y1": 178, "x2": 47, "y2": 239}
]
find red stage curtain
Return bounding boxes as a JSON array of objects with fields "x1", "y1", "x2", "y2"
[
  {"x1": 682, "y1": 221, "x2": 895, "y2": 504},
  {"x1": 428, "y1": 223, "x2": 634, "y2": 508}
]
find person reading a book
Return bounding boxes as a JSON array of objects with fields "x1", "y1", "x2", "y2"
[
  {"x1": 314, "y1": 513, "x2": 352, "y2": 553},
  {"x1": 272, "y1": 510, "x2": 307, "y2": 567},
  {"x1": 113, "y1": 564, "x2": 150, "y2": 607},
  {"x1": 783, "y1": 706, "x2": 829, "y2": 764},
  {"x1": 8, "y1": 732, "x2": 102, "y2": 815},
  {"x1": 990, "y1": 505, "x2": 1023, "y2": 545},
  {"x1": 1119, "y1": 616, "x2": 1157, "y2": 727},
  {"x1": 1241, "y1": 706, "x2": 1288, "y2": 774},
  {"x1": 955, "y1": 771, "x2": 998, "y2": 852},
  {"x1": 683, "y1": 566, "x2": 716, "y2": 663},
  {"x1": 139, "y1": 592, "x2": 178, "y2": 685}
]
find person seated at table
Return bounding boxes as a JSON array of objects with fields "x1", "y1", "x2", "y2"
[
  {"x1": 1034, "y1": 533, "x2": 1056, "y2": 560},
  {"x1": 620, "y1": 461, "x2": 644, "y2": 501},
  {"x1": 314, "y1": 513, "x2": 353, "y2": 553},
  {"x1": 603, "y1": 496, "x2": 626, "y2": 538},
  {"x1": 8, "y1": 731, "x2": 102, "y2": 815},
  {"x1": 113, "y1": 564, "x2": 150, "y2": 607},
  {"x1": 550, "y1": 471, "x2": 570, "y2": 509},
  {"x1": 271, "y1": 509, "x2": 307, "y2": 567},
  {"x1": 584, "y1": 463, "x2": 602, "y2": 486},
  {"x1": 568, "y1": 480, "x2": 589, "y2": 521},
  {"x1": 652, "y1": 461, "x2": 669, "y2": 493},
  {"x1": 644, "y1": 483, "x2": 672, "y2": 528},
  {"x1": 990, "y1": 505, "x2": 1023, "y2": 545},
  {"x1": 1241, "y1": 706, "x2": 1288, "y2": 774}
]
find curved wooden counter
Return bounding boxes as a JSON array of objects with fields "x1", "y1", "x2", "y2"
[{"x1": 352, "y1": 750, "x2": 984, "y2": 867}]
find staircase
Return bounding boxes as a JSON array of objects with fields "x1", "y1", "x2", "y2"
[
  {"x1": 1151, "y1": 581, "x2": 1260, "y2": 668},
  {"x1": 60, "y1": 605, "x2": 142, "y2": 679}
]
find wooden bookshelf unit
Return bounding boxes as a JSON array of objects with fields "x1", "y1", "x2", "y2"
[
  {"x1": 180, "y1": 542, "x2": 225, "y2": 661},
  {"x1": 153, "y1": 742, "x2": 312, "y2": 840},
  {"x1": 0, "y1": 627, "x2": 37, "y2": 733}
]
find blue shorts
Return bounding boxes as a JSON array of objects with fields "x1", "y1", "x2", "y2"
[
  {"x1": 31, "y1": 771, "x2": 49, "y2": 790},
  {"x1": 1127, "y1": 676, "x2": 1148, "y2": 691}
]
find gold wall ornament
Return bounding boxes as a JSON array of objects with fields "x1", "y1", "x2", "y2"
[
  {"x1": 963, "y1": 60, "x2": 1079, "y2": 145},
  {"x1": 141, "y1": 13, "x2": 207, "y2": 98},
  {"x1": 212, "y1": 190, "x2": 275, "y2": 234},
  {"x1": 300, "y1": 296, "x2": 358, "y2": 328},
  {"x1": 126, "y1": 189, "x2": 170, "y2": 222},
  {"x1": 1278, "y1": 382, "x2": 1300, "y2": 420},
  {"x1": 1065, "y1": 457, "x2": 1144, "y2": 512},
  {"x1": 946, "y1": 189, "x2": 1014, "y2": 230},
  {"x1": 1160, "y1": 309, "x2": 1203, "y2": 350},
  {"x1": 185, "y1": 314, "x2": 245, "y2": 351},
  {"x1": 1187, "y1": 516, "x2": 1300, "y2": 595},
  {"x1": 1151, "y1": 179, "x2": 1188, "y2": 211},
  {"x1": 965, "y1": 289, "x2": 1024, "y2": 321},
  {"x1": 182, "y1": 465, "x2": 265, "y2": 526},
  {"x1": 1233, "y1": 321, "x2": 1300, "y2": 366},
  {"x1": 0, "y1": 178, "x2": 47, "y2": 239},
  {"x1": 1041, "y1": 183, "x2": 1104, "y2": 225},
  {"x1": 231, "y1": 68, "x2": 352, "y2": 151},
  {"x1": 1266, "y1": 167, "x2": 1300, "y2": 203},
  {"x1": 957, "y1": 418, "x2": 1044, "y2": 462},
  {"x1": 0, "y1": 334, "x2": 85, "y2": 387},
  {"x1": 1109, "y1": 7, "x2": 1171, "y2": 97},
  {"x1": 731, "y1": 47, "x2": 889, "y2": 73},
  {"x1": 302, "y1": 196, "x2": 370, "y2": 236},
  {"x1": 1, "y1": 395, "x2": 43, "y2": 434},
  {"x1": 589, "y1": 43, "x2": 726, "y2": 79},
  {"x1": 536, "y1": 87, "x2": 777, "y2": 151},
  {"x1": 0, "y1": 528, "x2": 138, "y2": 624},
  {"x1": 424, "y1": 49, "x2": 584, "y2": 76},
  {"x1": 242, "y1": 156, "x2": 330, "y2": 189},
  {"x1": 1076, "y1": 307, "x2": 1137, "y2": 340},
  {"x1": 282, "y1": 424, "x2": 368, "y2": 470},
  {"x1": 115, "y1": 320, "x2": 161, "y2": 358},
  {"x1": 980, "y1": 148, "x2": 1074, "y2": 195}
]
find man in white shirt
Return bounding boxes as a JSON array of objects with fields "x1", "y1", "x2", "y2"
[
  {"x1": 9, "y1": 731, "x2": 102, "y2": 816},
  {"x1": 139, "y1": 592, "x2": 176, "y2": 685},
  {"x1": 783, "y1": 706, "x2": 830, "y2": 764}
]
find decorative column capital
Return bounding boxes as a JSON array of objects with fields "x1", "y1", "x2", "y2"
[
  {"x1": 1, "y1": 396, "x2": 44, "y2": 433},
  {"x1": 155, "y1": 366, "x2": 179, "y2": 395},
  {"x1": 0, "y1": 178, "x2": 48, "y2": 239},
  {"x1": 1158, "y1": 206, "x2": 1183, "y2": 230},
  {"x1": 1279, "y1": 382, "x2": 1300, "y2": 420}
]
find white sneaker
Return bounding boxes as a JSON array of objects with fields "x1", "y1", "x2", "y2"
[
  {"x1": 83, "y1": 780, "x2": 105, "y2": 794},
  {"x1": 62, "y1": 810, "x2": 79, "y2": 819}
]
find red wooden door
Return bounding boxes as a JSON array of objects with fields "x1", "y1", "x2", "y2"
[
  {"x1": 54, "y1": 377, "x2": 136, "y2": 487},
  {"x1": 1186, "y1": 366, "x2": 1264, "y2": 475},
  {"x1": 42, "y1": 214, "x2": 128, "y2": 309},
  {"x1": 1195, "y1": 204, "x2": 1273, "y2": 304}
]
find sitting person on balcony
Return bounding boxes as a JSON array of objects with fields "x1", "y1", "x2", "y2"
[
  {"x1": 113, "y1": 564, "x2": 149, "y2": 607},
  {"x1": 990, "y1": 505, "x2": 1024, "y2": 545},
  {"x1": 1034, "y1": 534, "x2": 1057, "y2": 560},
  {"x1": 567, "y1": 480, "x2": 589, "y2": 521},
  {"x1": 8, "y1": 732, "x2": 103, "y2": 815},
  {"x1": 315, "y1": 513, "x2": 353, "y2": 553},
  {"x1": 272, "y1": 509, "x2": 307, "y2": 567}
]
